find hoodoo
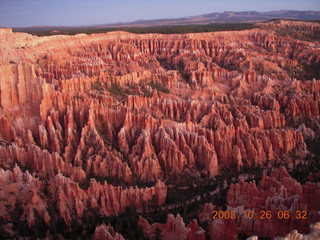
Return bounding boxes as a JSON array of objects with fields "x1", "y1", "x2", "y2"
[{"x1": 0, "y1": 19, "x2": 319, "y2": 239}]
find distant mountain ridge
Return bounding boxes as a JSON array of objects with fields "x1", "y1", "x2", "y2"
[
  {"x1": 12, "y1": 10, "x2": 320, "y2": 31},
  {"x1": 103, "y1": 10, "x2": 320, "y2": 27}
]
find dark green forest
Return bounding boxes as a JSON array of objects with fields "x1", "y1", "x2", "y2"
[{"x1": 13, "y1": 23, "x2": 256, "y2": 36}]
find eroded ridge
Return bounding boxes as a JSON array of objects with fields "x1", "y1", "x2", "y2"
[{"x1": 0, "y1": 22, "x2": 319, "y2": 239}]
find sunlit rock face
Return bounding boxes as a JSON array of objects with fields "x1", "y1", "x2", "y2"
[
  {"x1": 227, "y1": 167, "x2": 320, "y2": 238},
  {"x1": 0, "y1": 20, "x2": 319, "y2": 238}
]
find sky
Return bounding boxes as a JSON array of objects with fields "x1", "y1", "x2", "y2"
[{"x1": 0, "y1": 0, "x2": 319, "y2": 27}]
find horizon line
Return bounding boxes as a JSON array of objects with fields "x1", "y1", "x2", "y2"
[{"x1": 4, "y1": 9, "x2": 320, "y2": 29}]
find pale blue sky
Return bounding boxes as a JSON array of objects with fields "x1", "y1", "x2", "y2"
[{"x1": 0, "y1": 0, "x2": 319, "y2": 27}]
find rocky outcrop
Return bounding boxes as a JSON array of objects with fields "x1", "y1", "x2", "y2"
[
  {"x1": 258, "y1": 20, "x2": 320, "y2": 32},
  {"x1": 227, "y1": 167, "x2": 320, "y2": 238},
  {"x1": 92, "y1": 224, "x2": 125, "y2": 240},
  {"x1": 0, "y1": 27, "x2": 316, "y2": 183},
  {"x1": 0, "y1": 166, "x2": 50, "y2": 227},
  {"x1": 0, "y1": 21, "x2": 319, "y2": 238},
  {"x1": 138, "y1": 214, "x2": 206, "y2": 240},
  {"x1": 49, "y1": 174, "x2": 167, "y2": 224}
]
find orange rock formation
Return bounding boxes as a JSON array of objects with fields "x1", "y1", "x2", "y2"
[
  {"x1": 227, "y1": 168, "x2": 320, "y2": 238},
  {"x1": 0, "y1": 21, "x2": 319, "y2": 238}
]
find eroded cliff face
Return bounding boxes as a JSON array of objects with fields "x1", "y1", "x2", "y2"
[
  {"x1": 0, "y1": 22, "x2": 319, "y2": 238},
  {"x1": 92, "y1": 224, "x2": 125, "y2": 240},
  {"x1": 227, "y1": 167, "x2": 320, "y2": 238},
  {"x1": 138, "y1": 214, "x2": 206, "y2": 240},
  {"x1": 138, "y1": 169, "x2": 320, "y2": 240}
]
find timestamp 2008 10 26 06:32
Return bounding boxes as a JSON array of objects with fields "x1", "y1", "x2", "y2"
[{"x1": 212, "y1": 210, "x2": 308, "y2": 220}]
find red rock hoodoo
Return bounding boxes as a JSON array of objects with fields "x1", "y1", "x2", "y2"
[{"x1": 0, "y1": 20, "x2": 319, "y2": 239}]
